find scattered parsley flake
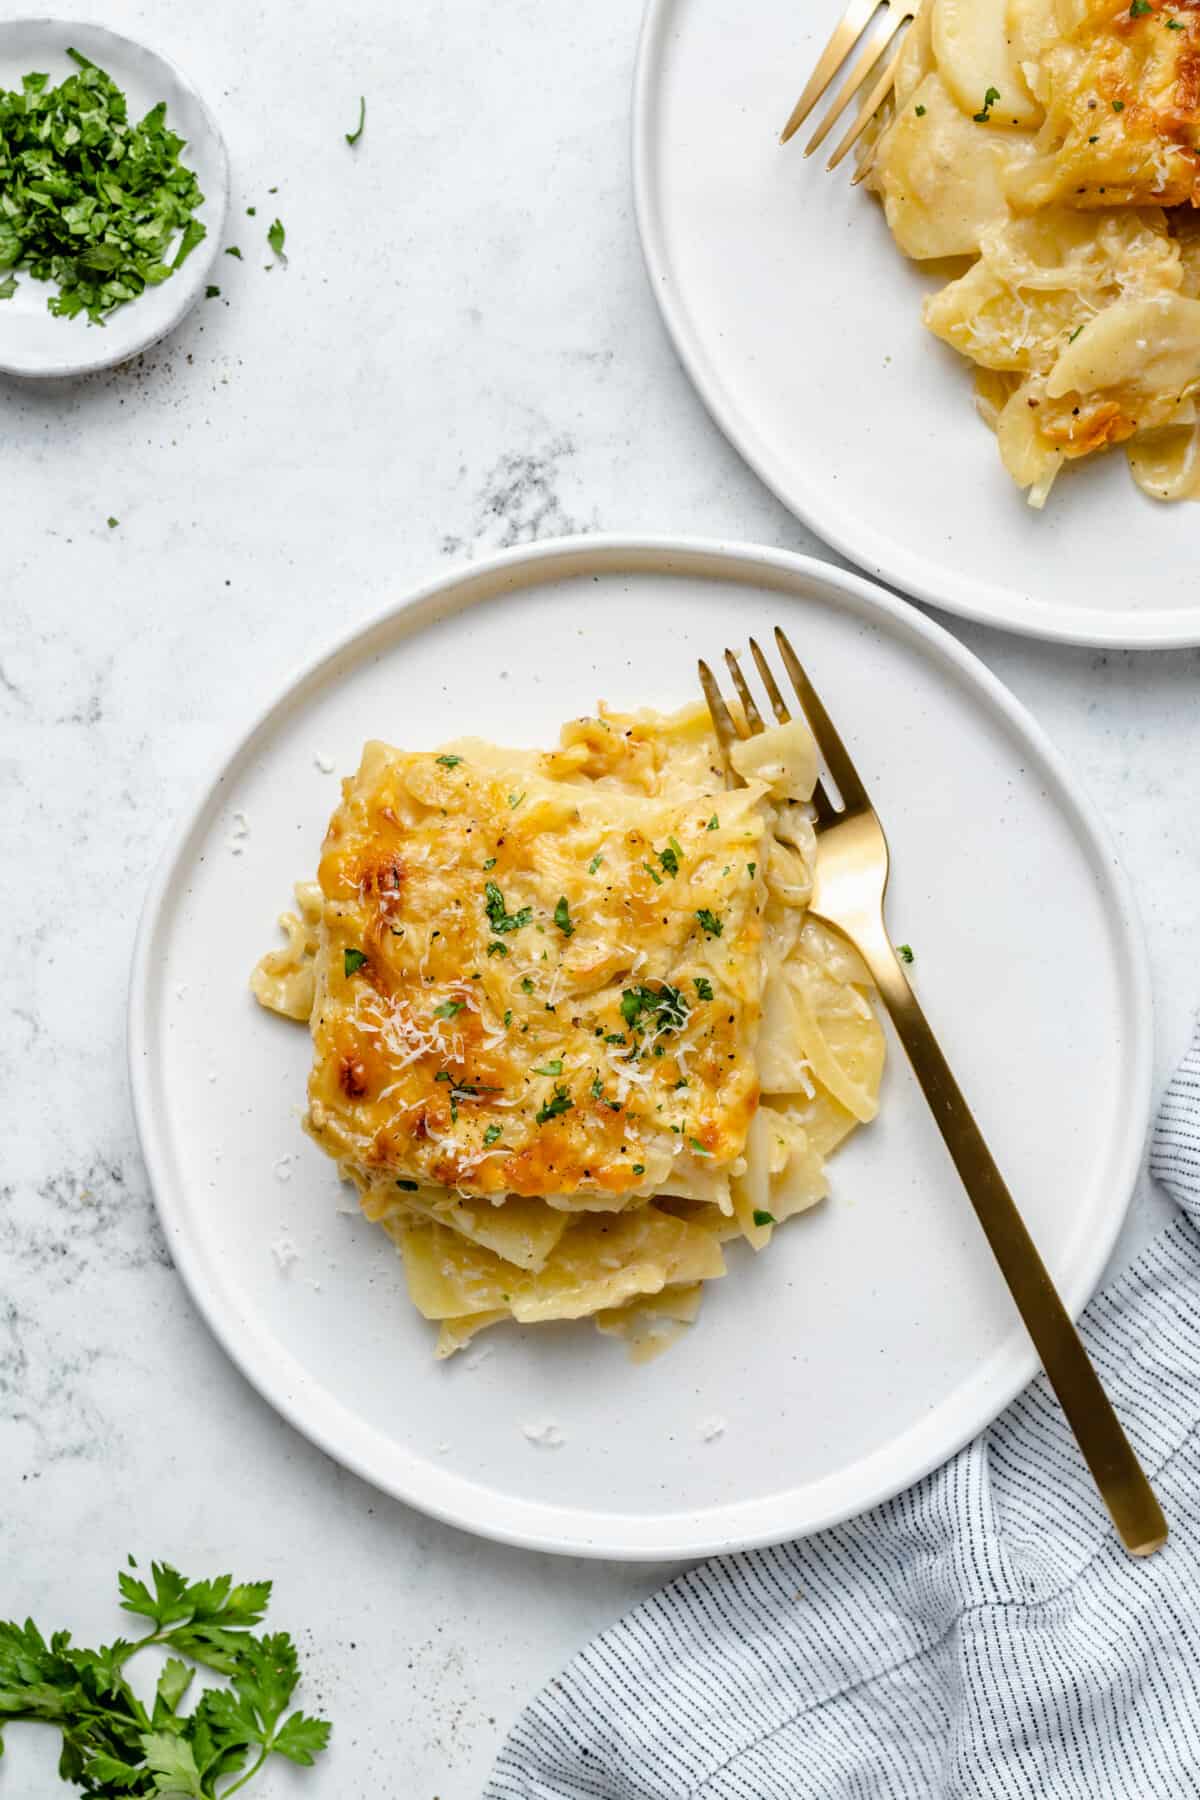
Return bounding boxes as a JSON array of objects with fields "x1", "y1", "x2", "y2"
[
  {"x1": 346, "y1": 96, "x2": 367, "y2": 145},
  {"x1": 694, "y1": 976, "x2": 714, "y2": 1001},
  {"x1": 226, "y1": 245, "x2": 243, "y2": 258},
  {"x1": 695, "y1": 908, "x2": 723, "y2": 937},
  {"x1": 483, "y1": 1123, "x2": 502, "y2": 1147},
  {"x1": 106, "y1": 516, "x2": 119, "y2": 529},
  {"x1": 643, "y1": 861, "x2": 663, "y2": 886},
  {"x1": 747, "y1": 862, "x2": 756, "y2": 879},
  {"x1": 0, "y1": 273, "x2": 16, "y2": 299},
  {"x1": 343, "y1": 947, "x2": 367, "y2": 976},
  {"x1": 487, "y1": 941, "x2": 508, "y2": 958},
  {"x1": 915, "y1": 103, "x2": 927, "y2": 115},
  {"x1": 536, "y1": 1083, "x2": 573, "y2": 1125},
  {"x1": 706, "y1": 814, "x2": 719, "y2": 830},
  {"x1": 1113, "y1": 98, "x2": 1125, "y2": 110},
  {"x1": 554, "y1": 895, "x2": 574, "y2": 936},
  {"x1": 897, "y1": 943, "x2": 915, "y2": 964},
  {"x1": 588, "y1": 852, "x2": 604, "y2": 873},
  {"x1": 520, "y1": 975, "x2": 535, "y2": 994},
  {"x1": 432, "y1": 999, "x2": 464, "y2": 1019},
  {"x1": 483, "y1": 856, "x2": 497, "y2": 870},
  {"x1": 397, "y1": 1178, "x2": 419, "y2": 1191},
  {"x1": 503, "y1": 1008, "x2": 512, "y2": 1026},
  {"x1": 632, "y1": 1163, "x2": 646, "y2": 1176},
  {"x1": 973, "y1": 85, "x2": 1001, "y2": 121},
  {"x1": 752, "y1": 1209, "x2": 776, "y2": 1227},
  {"x1": 435, "y1": 1071, "x2": 452, "y2": 1083},
  {"x1": 205, "y1": 282, "x2": 220, "y2": 298},
  {"x1": 533, "y1": 1059, "x2": 563, "y2": 1076},
  {"x1": 591, "y1": 1075, "x2": 604, "y2": 1099},
  {"x1": 1130, "y1": 1, "x2": 1152, "y2": 14},
  {"x1": 620, "y1": 983, "x2": 689, "y2": 1034},
  {"x1": 508, "y1": 791, "x2": 525, "y2": 809},
  {"x1": 688, "y1": 1137, "x2": 711, "y2": 1156},
  {"x1": 658, "y1": 844, "x2": 680, "y2": 878},
  {"x1": 0, "y1": 52, "x2": 209, "y2": 325},
  {"x1": 605, "y1": 1031, "x2": 626, "y2": 1044},
  {"x1": 436, "y1": 753, "x2": 462, "y2": 767},
  {"x1": 485, "y1": 880, "x2": 531, "y2": 934},
  {"x1": 268, "y1": 217, "x2": 287, "y2": 259}
]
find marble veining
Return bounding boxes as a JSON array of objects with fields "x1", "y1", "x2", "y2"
[{"x1": 2, "y1": 0, "x2": 1199, "y2": 1794}]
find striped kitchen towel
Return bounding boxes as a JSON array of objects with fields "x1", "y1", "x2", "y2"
[{"x1": 487, "y1": 1028, "x2": 1200, "y2": 1800}]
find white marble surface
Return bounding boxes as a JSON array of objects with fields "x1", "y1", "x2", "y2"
[{"x1": 2, "y1": 2, "x2": 1198, "y2": 1793}]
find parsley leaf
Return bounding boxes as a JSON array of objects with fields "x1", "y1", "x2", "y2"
[
  {"x1": 688, "y1": 1137, "x2": 711, "y2": 1156},
  {"x1": 1130, "y1": 1, "x2": 1152, "y2": 14},
  {"x1": 536, "y1": 1083, "x2": 573, "y2": 1125},
  {"x1": 0, "y1": 53, "x2": 207, "y2": 326},
  {"x1": 972, "y1": 85, "x2": 1001, "y2": 121},
  {"x1": 1113, "y1": 97, "x2": 1126, "y2": 110},
  {"x1": 205, "y1": 282, "x2": 220, "y2": 298},
  {"x1": 343, "y1": 947, "x2": 367, "y2": 976},
  {"x1": 658, "y1": 841, "x2": 681, "y2": 877},
  {"x1": 588, "y1": 852, "x2": 604, "y2": 874},
  {"x1": 591, "y1": 1075, "x2": 604, "y2": 1099},
  {"x1": 695, "y1": 909, "x2": 723, "y2": 937},
  {"x1": 485, "y1": 881, "x2": 531, "y2": 934},
  {"x1": 483, "y1": 1123, "x2": 502, "y2": 1146},
  {"x1": 642, "y1": 860, "x2": 663, "y2": 886},
  {"x1": 706, "y1": 814, "x2": 719, "y2": 830},
  {"x1": 267, "y1": 217, "x2": 286, "y2": 259},
  {"x1": 694, "y1": 976, "x2": 714, "y2": 1001},
  {"x1": 554, "y1": 895, "x2": 574, "y2": 936},
  {"x1": 620, "y1": 982, "x2": 689, "y2": 1034},
  {"x1": 345, "y1": 96, "x2": 367, "y2": 146},
  {"x1": 520, "y1": 975, "x2": 535, "y2": 994},
  {"x1": 432, "y1": 999, "x2": 464, "y2": 1019},
  {"x1": 915, "y1": 103, "x2": 927, "y2": 115},
  {"x1": 897, "y1": 943, "x2": 915, "y2": 964},
  {"x1": 435, "y1": 753, "x2": 462, "y2": 767},
  {"x1": 225, "y1": 245, "x2": 243, "y2": 259},
  {"x1": 533, "y1": 1059, "x2": 563, "y2": 1076},
  {"x1": 632, "y1": 1163, "x2": 645, "y2": 1175},
  {"x1": 752, "y1": 1209, "x2": 776, "y2": 1227},
  {"x1": 487, "y1": 940, "x2": 508, "y2": 958}
]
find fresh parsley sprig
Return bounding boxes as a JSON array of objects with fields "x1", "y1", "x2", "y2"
[{"x1": 0, "y1": 1560, "x2": 330, "y2": 1796}]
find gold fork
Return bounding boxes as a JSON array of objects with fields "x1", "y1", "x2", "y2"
[
  {"x1": 699, "y1": 628, "x2": 1167, "y2": 1558},
  {"x1": 780, "y1": 0, "x2": 917, "y2": 173}
]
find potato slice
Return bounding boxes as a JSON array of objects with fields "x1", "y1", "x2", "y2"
[
  {"x1": 933, "y1": 0, "x2": 1042, "y2": 128},
  {"x1": 1046, "y1": 295, "x2": 1200, "y2": 402}
]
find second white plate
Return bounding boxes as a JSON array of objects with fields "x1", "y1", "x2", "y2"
[
  {"x1": 129, "y1": 538, "x2": 1151, "y2": 1557},
  {"x1": 635, "y1": 0, "x2": 1200, "y2": 646}
]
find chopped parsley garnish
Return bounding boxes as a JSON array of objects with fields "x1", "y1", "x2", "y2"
[
  {"x1": 591, "y1": 1075, "x2": 604, "y2": 1099},
  {"x1": 1068, "y1": 324, "x2": 1084, "y2": 343},
  {"x1": 106, "y1": 516, "x2": 119, "y2": 529},
  {"x1": 435, "y1": 1071, "x2": 452, "y2": 1082},
  {"x1": 588, "y1": 852, "x2": 604, "y2": 874},
  {"x1": 433, "y1": 999, "x2": 464, "y2": 1019},
  {"x1": 397, "y1": 1178, "x2": 419, "y2": 1191},
  {"x1": 225, "y1": 245, "x2": 243, "y2": 259},
  {"x1": 343, "y1": 947, "x2": 367, "y2": 976},
  {"x1": 642, "y1": 861, "x2": 663, "y2": 886},
  {"x1": 483, "y1": 1123, "x2": 502, "y2": 1147},
  {"x1": 536, "y1": 1083, "x2": 573, "y2": 1125},
  {"x1": 435, "y1": 753, "x2": 462, "y2": 767},
  {"x1": 695, "y1": 909, "x2": 723, "y2": 937},
  {"x1": 0, "y1": 274, "x2": 16, "y2": 299},
  {"x1": 658, "y1": 837, "x2": 684, "y2": 878},
  {"x1": 532, "y1": 1059, "x2": 563, "y2": 1076},
  {"x1": 897, "y1": 943, "x2": 915, "y2": 964},
  {"x1": 485, "y1": 880, "x2": 531, "y2": 934},
  {"x1": 752, "y1": 1209, "x2": 776, "y2": 1227},
  {"x1": 268, "y1": 217, "x2": 287, "y2": 259},
  {"x1": 487, "y1": 940, "x2": 509, "y2": 957},
  {"x1": 483, "y1": 857, "x2": 497, "y2": 870},
  {"x1": 205, "y1": 282, "x2": 220, "y2": 298},
  {"x1": 520, "y1": 975, "x2": 535, "y2": 994},
  {"x1": 915, "y1": 103, "x2": 927, "y2": 116},
  {"x1": 620, "y1": 982, "x2": 689, "y2": 1034},
  {"x1": 706, "y1": 814, "x2": 719, "y2": 830},
  {"x1": 747, "y1": 862, "x2": 756, "y2": 879},
  {"x1": 632, "y1": 1164, "x2": 645, "y2": 1176},
  {"x1": 0, "y1": 50, "x2": 208, "y2": 325},
  {"x1": 694, "y1": 976, "x2": 714, "y2": 1001},
  {"x1": 674, "y1": 1078, "x2": 688, "y2": 1090},
  {"x1": 503, "y1": 1009, "x2": 512, "y2": 1026},
  {"x1": 554, "y1": 895, "x2": 574, "y2": 936},
  {"x1": 508, "y1": 791, "x2": 525, "y2": 809},
  {"x1": 1112, "y1": 98, "x2": 1125, "y2": 110},
  {"x1": 1088, "y1": 134, "x2": 1099, "y2": 142},
  {"x1": 688, "y1": 1138, "x2": 711, "y2": 1156},
  {"x1": 605, "y1": 1031, "x2": 626, "y2": 1044},
  {"x1": 1130, "y1": 1, "x2": 1152, "y2": 14},
  {"x1": 972, "y1": 85, "x2": 1001, "y2": 122},
  {"x1": 346, "y1": 96, "x2": 367, "y2": 145}
]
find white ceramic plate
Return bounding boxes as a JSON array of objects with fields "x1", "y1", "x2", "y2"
[
  {"x1": 0, "y1": 21, "x2": 227, "y2": 377},
  {"x1": 635, "y1": 1, "x2": 1200, "y2": 647},
  {"x1": 129, "y1": 538, "x2": 1152, "y2": 1558}
]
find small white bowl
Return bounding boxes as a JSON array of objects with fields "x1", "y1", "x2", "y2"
[{"x1": 0, "y1": 19, "x2": 228, "y2": 377}]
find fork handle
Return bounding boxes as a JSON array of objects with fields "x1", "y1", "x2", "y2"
[{"x1": 854, "y1": 921, "x2": 1167, "y2": 1557}]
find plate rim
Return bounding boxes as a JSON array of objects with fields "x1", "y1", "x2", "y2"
[
  {"x1": 128, "y1": 534, "x2": 1154, "y2": 1557},
  {"x1": 0, "y1": 18, "x2": 229, "y2": 379},
  {"x1": 631, "y1": 0, "x2": 1200, "y2": 650}
]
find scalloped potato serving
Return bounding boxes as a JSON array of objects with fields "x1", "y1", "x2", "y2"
[
  {"x1": 866, "y1": 0, "x2": 1200, "y2": 504},
  {"x1": 252, "y1": 701, "x2": 884, "y2": 1359}
]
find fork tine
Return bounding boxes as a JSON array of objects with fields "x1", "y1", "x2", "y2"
[
  {"x1": 749, "y1": 636, "x2": 839, "y2": 826},
  {"x1": 779, "y1": 0, "x2": 883, "y2": 144},
  {"x1": 773, "y1": 628, "x2": 870, "y2": 810},
  {"x1": 724, "y1": 649, "x2": 765, "y2": 734},
  {"x1": 827, "y1": 38, "x2": 907, "y2": 171},
  {"x1": 698, "y1": 658, "x2": 747, "y2": 789},
  {"x1": 803, "y1": 5, "x2": 908, "y2": 156}
]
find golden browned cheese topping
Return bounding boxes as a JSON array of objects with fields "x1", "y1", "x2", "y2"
[{"x1": 305, "y1": 733, "x2": 769, "y2": 1203}]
